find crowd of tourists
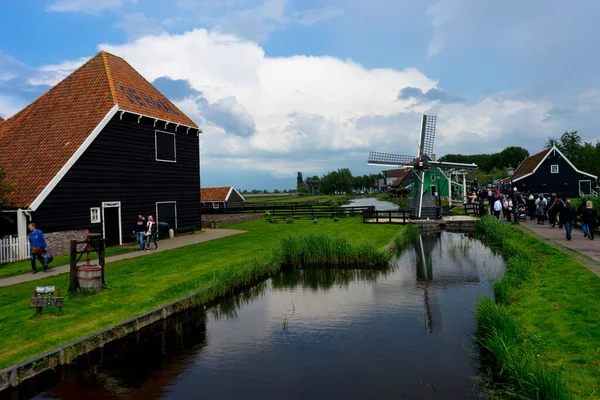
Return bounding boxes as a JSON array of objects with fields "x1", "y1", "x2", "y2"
[{"x1": 470, "y1": 188, "x2": 599, "y2": 241}]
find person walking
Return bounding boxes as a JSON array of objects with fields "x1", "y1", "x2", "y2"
[
  {"x1": 28, "y1": 223, "x2": 48, "y2": 274},
  {"x1": 145, "y1": 215, "x2": 159, "y2": 251},
  {"x1": 493, "y1": 196, "x2": 502, "y2": 219},
  {"x1": 560, "y1": 200, "x2": 576, "y2": 241},
  {"x1": 134, "y1": 214, "x2": 146, "y2": 251},
  {"x1": 526, "y1": 194, "x2": 536, "y2": 220},
  {"x1": 577, "y1": 200, "x2": 589, "y2": 238},
  {"x1": 582, "y1": 201, "x2": 599, "y2": 240},
  {"x1": 504, "y1": 195, "x2": 513, "y2": 222},
  {"x1": 535, "y1": 194, "x2": 547, "y2": 225},
  {"x1": 547, "y1": 193, "x2": 558, "y2": 228}
]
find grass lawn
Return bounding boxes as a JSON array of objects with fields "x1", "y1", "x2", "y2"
[
  {"x1": 0, "y1": 217, "x2": 406, "y2": 369},
  {"x1": 477, "y1": 217, "x2": 600, "y2": 399},
  {"x1": 0, "y1": 245, "x2": 138, "y2": 279},
  {"x1": 244, "y1": 194, "x2": 350, "y2": 205},
  {"x1": 509, "y1": 233, "x2": 600, "y2": 398}
]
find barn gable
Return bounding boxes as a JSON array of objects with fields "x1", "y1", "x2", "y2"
[{"x1": 0, "y1": 51, "x2": 200, "y2": 211}]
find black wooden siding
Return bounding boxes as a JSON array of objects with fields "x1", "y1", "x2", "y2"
[
  {"x1": 513, "y1": 149, "x2": 596, "y2": 197},
  {"x1": 33, "y1": 113, "x2": 200, "y2": 239},
  {"x1": 226, "y1": 189, "x2": 244, "y2": 209}
]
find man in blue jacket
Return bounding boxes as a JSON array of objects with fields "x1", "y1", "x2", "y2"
[{"x1": 28, "y1": 223, "x2": 48, "y2": 273}]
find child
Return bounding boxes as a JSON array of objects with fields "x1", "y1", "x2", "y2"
[{"x1": 145, "y1": 215, "x2": 159, "y2": 251}]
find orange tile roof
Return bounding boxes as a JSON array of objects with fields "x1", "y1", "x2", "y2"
[
  {"x1": 384, "y1": 169, "x2": 407, "y2": 178},
  {"x1": 200, "y1": 187, "x2": 232, "y2": 202},
  {"x1": 0, "y1": 51, "x2": 199, "y2": 209}
]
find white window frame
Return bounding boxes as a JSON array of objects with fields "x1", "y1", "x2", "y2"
[
  {"x1": 101, "y1": 201, "x2": 122, "y2": 246},
  {"x1": 156, "y1": 201, "x2": 178, "y2": 229},
  {"x1": 551, "y1": 164, "x2": 559, "y2": 174},
  {"x1": 212, "y1": 202, "x2": 220, "y2": 209},
  {"x1": 155, "y1": 130, "x2": 177, "y2": 163},
  {"x1": 90, "y1": 207, "x2": 101, "y2": 223}
]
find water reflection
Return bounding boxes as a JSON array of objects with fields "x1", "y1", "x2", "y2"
[{"x1": 10, "y1": 232, "x2": 503, "y2": 400}]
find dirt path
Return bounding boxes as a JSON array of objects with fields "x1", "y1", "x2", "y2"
[{"x1": 0, "y1": 229, "x2": 246, "y2": 287}]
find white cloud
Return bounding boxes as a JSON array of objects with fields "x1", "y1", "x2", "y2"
[
  {"x1": 7, "y1": 27, "x2": 596, "y2": 187},
  {"x1": 27, "y1": 57, "x2": 89, "y2": 86},
  {"x1": 46, "y1": 0, "x2": 134, "y2": 13}
]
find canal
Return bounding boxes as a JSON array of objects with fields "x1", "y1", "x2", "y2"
[
  {"x1": 343, "y1": 196, "x2": 399, "y2": 211},
  {"x1": 9, "y1": 231, "x2": 503, "y2": 400}
]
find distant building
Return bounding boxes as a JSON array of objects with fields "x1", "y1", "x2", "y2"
[
  {"x1": 200, "y1": 186, "x2": 245, "y2": 211},
  {"x1": 499, "y1": 145, "x2": 597, "y2": 197}
]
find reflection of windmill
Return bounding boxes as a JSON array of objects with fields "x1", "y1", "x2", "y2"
[{"x1": 368, "y1": 115, "x2": 477, "y2": 218}]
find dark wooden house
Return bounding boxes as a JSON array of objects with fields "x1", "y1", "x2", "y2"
[
  {"x1": 0, "y1": 51, "x2": 202, "y2": 248},
  {"x1": 199, "y1": 187, "x2": 245, "y2": 211},
  {"x1": 500, "y1": 145, "x2": 597, "y2": 197}
]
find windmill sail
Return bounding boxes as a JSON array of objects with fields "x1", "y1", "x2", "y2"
[
  {"x1": 418, "y1": 115, "x2": 436, "y2": 159},
  {"x1": 368, "y1": 151, "x2": 415, "y2": 166}
]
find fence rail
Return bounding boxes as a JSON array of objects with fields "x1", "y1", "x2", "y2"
[
  {"x1": 0, "y1": 236, "x2": 30, "y2": 264},
  {"x1": 363, "y1": 209, "x2": 410, "y2": 224}
]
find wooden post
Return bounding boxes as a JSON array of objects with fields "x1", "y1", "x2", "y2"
[
  {"x1": 69, "y1": 240, "x2": 78, "y2": 292},
  {"x1": 99, "y1": 239, "x2": 106, "y2": 287}
]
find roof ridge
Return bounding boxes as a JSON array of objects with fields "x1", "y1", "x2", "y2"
[{"x1": 101, "y1": 52, "x2": 118, "y2": 104}]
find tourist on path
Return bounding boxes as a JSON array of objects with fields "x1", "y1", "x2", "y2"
[
  {"x1": 547, "y1": 193, "x2": 558, "y2": 228},
  {"x1": 504, "y1": 195, "x2": 513, "y2": 222},
  {"x1": 582, "y1": 201, "x2": 599, "y2": 241},
  {"x1": 493, "y1": 197, "x2": 502, "y2": 219},
  {"x1": 28, "y1": 223, "x2": 48, "y2": 274},
  {"x1": 577, "y1": 201, "x2": 589, "y2": 238},
  {"x1": 134, "y1": 214, "x2": 147, "y2": 251},
  {"x1": 526, "y1": 194, "x2": 536, "y2": 220},
  {"x1": 145, "y1": 215, "x2": 159, "y2": 251},
  {"x1": 535, "y1": 194, "x2": 547, "y2": 225},
  {"x1": 560, "y1": 200, "x2": 576, "y2": 241}
]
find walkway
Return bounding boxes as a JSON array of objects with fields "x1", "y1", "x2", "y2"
[
  {"x1": 512, "y1": 218, "x2": 600, "y2": 277},
  {"x1": 0, "y1": 229, "x2": 246, "y2": 287}
]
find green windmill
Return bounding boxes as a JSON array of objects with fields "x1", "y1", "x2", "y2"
[{"x1": 368, "y1": 115, "x2": 477, "y2": 219}]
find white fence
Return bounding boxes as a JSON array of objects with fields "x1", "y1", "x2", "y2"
[{"x1": 0, "y1": 236, "x2": 30, "y2": 264}]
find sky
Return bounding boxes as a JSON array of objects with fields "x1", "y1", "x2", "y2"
[{"x1": 1, "y1": 0, "x2": 600, "y2": 191}]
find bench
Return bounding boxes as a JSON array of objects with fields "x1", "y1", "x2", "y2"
[{"x1": 175, "y1": 225, "x2": 197, "y2": 235}]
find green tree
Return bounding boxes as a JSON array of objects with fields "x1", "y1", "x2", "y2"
[{"x1": 297, "y1": 172, "x2": 307, "y2": 193}]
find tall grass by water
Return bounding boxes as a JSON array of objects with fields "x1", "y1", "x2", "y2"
[{"x1": 474, "y1": 216, "x2": 573, "y2": 399}]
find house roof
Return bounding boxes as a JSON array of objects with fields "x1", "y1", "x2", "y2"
[
  {"x1": 0, "y1": 51, "x2": 199, "y2": 209},
  {"x1": 200, "y1": 186, "x2": 234, "y2": 202},
  {"x1": 499, "y1": 148, "x2": 551, "y2": 184},
  {"x1": 384, "y1": 169, "x2": 407, "y2": 179},
  {"x1": 390, "y1": 169, "x2": 412, "y2": 187},
  {"x1": 0, "y1": 117, "x2": 4, "y2": 124}
]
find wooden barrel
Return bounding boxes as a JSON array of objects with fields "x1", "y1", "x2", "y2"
[{"x1": 76, "y1": 265, "x2": 102, "y2": 290}]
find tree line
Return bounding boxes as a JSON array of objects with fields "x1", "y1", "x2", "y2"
[{"x1": 297, "y1": 170, "x2": 384, "y2": 195}]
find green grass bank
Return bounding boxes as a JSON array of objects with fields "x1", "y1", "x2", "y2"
[
  {"x1": 474, "y1": 216, "x2": 600, "y2": 399},
  {"x1": 0, "y1": 218, "x2": 415, "y2": 370},
  {"x1": 0, "y1": 246, "x2": 137, "y2": 279}
]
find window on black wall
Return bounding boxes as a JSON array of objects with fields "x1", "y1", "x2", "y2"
[{"x1": 155, "y1": 130, "x2": 176, "y2": 162}]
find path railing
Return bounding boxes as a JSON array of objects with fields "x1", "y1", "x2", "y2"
[
  {"x1": 0, "y1": 235, "x2": 30, "y2": 264},
  {"x1": 363, "y1": 209, "x2": 410, "y2": 224}
]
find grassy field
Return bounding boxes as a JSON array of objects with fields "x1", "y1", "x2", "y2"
[
  {"x1": 475, "y1": 216, "x2": 600, "y2": 399},
  {"x1": 0, "y1": 217, "x2": 408, "y2": 369},
  {"x1": 244, "y1": 194, "x2": 351, "y2": 205},
  {"x1": 0, "y1": 246, "x2": 137, "y2": 279}
]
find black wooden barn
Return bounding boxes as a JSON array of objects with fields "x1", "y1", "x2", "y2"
[
  {"x1": 500, "y1": 145, "x2": 597, "y2": 197},
  {"x1": 0, "y1": 51, "x2": 202, "y2": 248}
]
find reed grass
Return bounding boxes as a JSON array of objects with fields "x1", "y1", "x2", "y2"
[{"x1": 474, "y1": 216, "x2": 573, "y2": 399}]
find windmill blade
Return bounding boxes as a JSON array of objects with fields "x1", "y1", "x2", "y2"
[
  {"x1": 368, "y1": 151, "x2": 416, "y2": 166},
  {"x1": 418, "y1": 115, "x2": 437, "y2": 159}
]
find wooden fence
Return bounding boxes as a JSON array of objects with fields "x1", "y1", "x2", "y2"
[
  {"x1": 363, "y1": 209, "x2": 410, "y2": 224},
  {"x1": 0, "y1": 235, "x2": 29, "y2": 264}
]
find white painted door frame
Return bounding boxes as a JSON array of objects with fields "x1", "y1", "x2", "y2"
[{"x1": 102, "y1": 201, "x2": 122, "y2": 246}]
